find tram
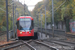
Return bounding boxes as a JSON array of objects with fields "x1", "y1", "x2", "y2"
[{"x1": 16, "y1": 16, "x2": 34, "y2": 39}]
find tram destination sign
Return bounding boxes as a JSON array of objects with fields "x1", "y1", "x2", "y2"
[{"x1": 20, "y1": 18, "x2": 30, "y2": 21}]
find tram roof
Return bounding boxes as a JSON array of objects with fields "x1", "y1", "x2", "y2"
[{"x1": 17, "y1": 16, "x2": 33, "y2": 20}]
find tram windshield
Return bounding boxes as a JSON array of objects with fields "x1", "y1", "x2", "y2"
[{"x1": 19, "y1": 18, "x2": 31, "y2": 30}]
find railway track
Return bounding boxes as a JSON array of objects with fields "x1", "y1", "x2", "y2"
[
  {"x1": 0, "y1": 31, "x2": 6, "y2": 36},
  {"x1": 27, "y1": 40, "x2": 58, "y2": 50},
  {"x1": 42, "y1": 39, "x2": 75, "y2": 50},
  {"x1": 48, "y1": 39, "x2": 75, "y2": 46},
  {"x1": 0, "y1": 38, "x2": 74, "y2": 50},
  {"x1": 38, "y1": 28, "x2": 75, "y2": 38},
  {"x1": 0, "y1": 40, "x2": 35, "y2": 50},
  {"x1": 66, "y1": 34, "x2": 75, "y2": 38},
  {"x1": 0, "y1": 40, "x2": 58, "y2": 50}
]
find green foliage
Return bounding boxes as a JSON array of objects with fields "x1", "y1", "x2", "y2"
[
  {"x1": 0, "y1": 0, "x2": 8, "y2": 31},
  {"x1": 72, "y1": 0, "x2": 75, "y2": 20},
  {"x1": 33, "y1": 0, "x2": 75, "y2": 22},
  {"x1": 0, "y1": 0, "x2": 30, "y2": 31},
  {"x1": 0, "y1": 26, "x2": 7, "y2": 31},
  {"x1": 32, "y1": 0, "x2": 75, "y2": 28},
  {"x1": 15, "y1": 1, "x2": 30, "y2": 16}
]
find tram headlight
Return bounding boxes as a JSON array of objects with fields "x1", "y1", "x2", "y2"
[
  {"x1": 29, "y1": 31, "x2": 31, "y2": 33},
  {"x1": 20, "y1": 31, "x2": 22, "y2": 34}
]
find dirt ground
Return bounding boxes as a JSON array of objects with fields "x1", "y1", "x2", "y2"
[
  {"x1": 0, "y1": 34, "x2": 13, "y2": 45},
  {"x1": 67, "y1": 32, "x2": 75, "y2": 35}
]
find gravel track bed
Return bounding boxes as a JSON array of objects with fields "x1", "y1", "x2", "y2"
[
  {"x1": 28, "y1": 41, "x2": 52, "y2": 50},
  {"x1": 8, "y1": 44, "x2": 31, "y2": 50}
]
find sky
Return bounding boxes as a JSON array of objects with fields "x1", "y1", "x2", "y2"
[{"x1": 19, "y1": 0, "x2": 43, "y2": 11}]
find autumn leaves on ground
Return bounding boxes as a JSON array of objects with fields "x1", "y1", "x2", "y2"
[{"x1": 0, "y1": 34, "x2": 12, "y2": 45}]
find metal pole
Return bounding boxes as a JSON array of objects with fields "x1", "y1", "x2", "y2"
[
  {"x1": 24, "y1": 0, "x2": 25, "y2": 15},
  {"x1": 38, "y1": 16, "x2": 39, "y2": 27},
  {"x1": 6, "y1": 0, "x2": 9, "y2": 42},
  {"x1": 17, "y1": 12, "x2": 19, "y2": 18},
  {"x1": 40, "y1": 11, "x2": 42, "y2": 32},
  {"x1": 40, "y1": 11, "x2": 42, "y2": 37},
  {"x1": 13, "y1": 0, "x2": 15, "y2": 38},
  {"x1": 52, "y1": 0, "x2": 54, "y2": 37},
  {"x1": 15, "y1": 6, "x2": 17, "y2": 23},
  {"x1": 45, "y1": 7, "x2": 46, "y2": 29},
  {"x1": 16, "y1": 10, "x2": 19, "y2": 18},
  {"x1": 37, "y1": 15, "x2": 38, "y2": 27}
]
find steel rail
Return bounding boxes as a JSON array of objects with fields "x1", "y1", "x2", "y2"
[
  {"x1": 38, "y1": 28, "x2": 75, "y2": 38},
  {"x1": 43, "y1": 38, "x2": 75, "y2": 45},
  {"x1": 2, "y1": 43, "x2": 23, "y2": 50},
  {"x1": 51, "y1": 40, "x2": 75, "y2": 46},
  {"x1": 1, "y1": 40, "x2": 36, "y2": 50},
  {"x1": 0, "y1": 41, "x2": 19, "y2": 47},
  {"x1": 38, "y1": 28, "x2": 66, "y2": 36},
  {"x1": 27, "y1": 40, "x2": 58, "y2": 50},
  {"x1": 22, "y1": 41, "x2": 36, "y2": 50},
  {"x1": 0, "y1": 41, "x2": 22, "y2": 50},
  {"x1": 41, "y1": 40, "x2": 75, "y2": 50},
  {"x1": 43, "y1": 39, "x2": 75, "y2": 49},
  {"x1": 34, "y1": 40, "x2": 59, "y2": 50}
]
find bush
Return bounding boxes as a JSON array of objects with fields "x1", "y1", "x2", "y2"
[{"x1": 0, "y1": 26, "x2": 7, "y2": 31}]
